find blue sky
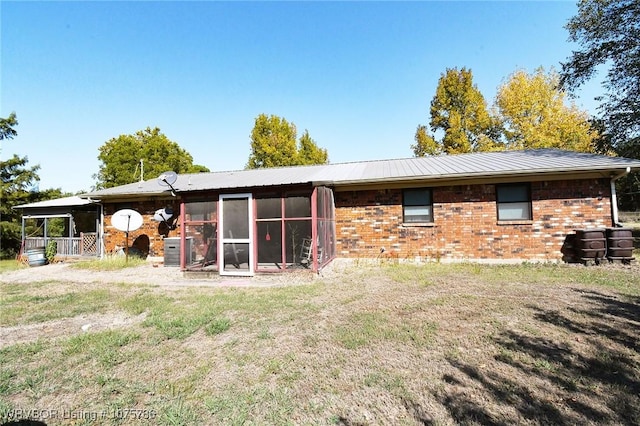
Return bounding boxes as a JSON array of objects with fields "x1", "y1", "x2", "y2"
[{"x1": 1, "y1": 1, "x2": 601, "y2": 193}]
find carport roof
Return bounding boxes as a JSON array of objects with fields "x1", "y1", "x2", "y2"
[
  {"x1": 81, "y1": 149, "x2": 640, "y2": 199},
  {"x1": 13, "y1": 196, "x2": 98, "y2": 210}
]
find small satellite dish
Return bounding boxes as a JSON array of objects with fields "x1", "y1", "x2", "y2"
[
  {"x1": 153, "y1": 207, "x2": 173, "y2": 222},
  {"x1": 158, "y1": 171, "x2": 178, "y2": 187},
  {"x1": 111, "y1": 209, "x2": 143, "y2": 232},
  {"x1": 157, "y1": 171, "x2": 178, "y2": 196}
]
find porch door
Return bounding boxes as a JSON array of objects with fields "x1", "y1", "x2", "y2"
[{"x1": 219, "y1": 194, "x2": 254, "y2": 276}]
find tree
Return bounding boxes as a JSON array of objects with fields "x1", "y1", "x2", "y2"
[
  {"x1": 1, "y1": 113, "x2": 28, "y2": 257},
  {"x1": 0, "y1": 112, "x2": 18, "y2": 142},
  {"x1": 95, "y1": 127, "x2": 209, "y2": 189},
  {"x1": 560, "y1": 0, "x2": 640, "y2": 210},
  {"x1": 615, "y1": 137, "x2": 640, "y2": 210},
  {"x1": 414, "y1": 68, "x2": 499, "y2": 155},
  {"x1": 411, "y1": 125, "x2": 439, "y2": 156},
  {"x1": 247, "y1": 114, "x2": 329, "y2": 168},
  {"x1": 560, "y1": 0, "x2": 640, "y2": 147},
  {"x1": 495, "y1": 68, "x2": 596, "y2": 152},
  {"x1": 298, "y1": 130, "x2": 328, "y2": 165},
  {"x1": 0, "y1": 113, "x2": 66, "y2": 258},
  {"x1": 0, "y1": 155, "x2": 40, "y2": 258},
  {"x1": 430, "y1": 67, "x2": 496, "y2": 154}
]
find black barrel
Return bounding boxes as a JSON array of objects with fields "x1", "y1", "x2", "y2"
[
  {"x1": 575, "y1": 228, "x2": 606, "y2": 263},
  {"x1": 606, "y1": 228, "x2": 635, "y2": 261}
]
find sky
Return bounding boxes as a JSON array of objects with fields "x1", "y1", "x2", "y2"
[{"x1": 1, "y1": 1, "x2": 603, "y2": 194}]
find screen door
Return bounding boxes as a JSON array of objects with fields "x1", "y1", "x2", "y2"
[{"x1": 219, "y1": 194, "x2": 253, "y2": 276}]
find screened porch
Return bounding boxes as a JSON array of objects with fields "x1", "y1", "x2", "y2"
[{"x1": 179, "y1": 186, "x2": 336, "y2": 275}]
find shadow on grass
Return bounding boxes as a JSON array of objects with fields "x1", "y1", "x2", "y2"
[{"x1": 432, "y1": 289, "x2": 640, "y2": 425}]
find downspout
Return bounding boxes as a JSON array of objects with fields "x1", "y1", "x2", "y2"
[{"x1": 610, "y1": 167, "x2": 631, "y2": 226}]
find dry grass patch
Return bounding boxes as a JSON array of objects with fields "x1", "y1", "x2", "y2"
[{"x1": 1, "y1": 262, "x2": 639, "y2": 425}]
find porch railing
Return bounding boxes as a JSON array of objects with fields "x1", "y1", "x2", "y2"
[{"x1": 24, "y1": 232, "x2": 99, "y2": 257}]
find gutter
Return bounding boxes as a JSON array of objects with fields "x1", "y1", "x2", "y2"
[
  {"x1": 611, "y1": 167, "x2": 631, "y2": 226},
  {"x1": 313, "y1": 165, "x2": 624, "y2": 188}
]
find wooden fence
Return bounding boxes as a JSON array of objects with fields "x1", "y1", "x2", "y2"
[{"x1": 24, "y1": 232, "x2": 99, "y2": 257}]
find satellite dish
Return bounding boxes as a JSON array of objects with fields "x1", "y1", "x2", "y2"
[
  {"x1": 153, "y1": 207, "x2": 173, "y2": 222},
  {"x1": 111, "y1": 209, "x2": 143, "y2": 232},
  {"x1": 157, "y1": 171, "x2": 178, "y2": 196},
  {"x1": 158, "y1": 171, "x2": 178, "y2": 186}
]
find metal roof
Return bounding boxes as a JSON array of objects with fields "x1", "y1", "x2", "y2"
[
  {"x1": 13, "y1": 195, "x2": 98, "y2": 210},
  {"x1": 81, "y1": 149, "x2": 640, "y2": 199}
]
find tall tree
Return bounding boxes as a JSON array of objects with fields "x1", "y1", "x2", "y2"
[
  {"x1": 560, "y1": 0, "x2": 640, "y2": 210},
  {"x1": 560, "y1": 0, "x2": 640, "y2": 147},
  {"x1": 495, "y1": 68, "x2": 596, "y2": 152},
  {"x1": 1, "y1": 113, "x2": 28, "y2": 257},
  {"x1": 0, "y1": 112, "x2": 18, "y2": 143},
  {"x1": 0, "y1": 154, "x2": 41, "y2": 258},
  {"x1": 411, "y1": 125, "x2": 439, "y2": 156},
  {"x1": 0, "y1": 113, "x2": 66, "y2": 258},
  {"x1": 247, "y1": 114, "x2": 329, "y2": 168},
  {"x1": 430, "y1": 67, "x2": 496, "y2": 154},
  {"x1": 414, "y1": 68, "x2": 499, "y2": 155},
  {"x1": 247, "y1": 114, "x2": 298, "y2": 169},
  {"x1": 95, "y1": 127, "x2": 209, "y2": 189},
  {"x1": 298, "y1": 130, "x2": 328, "y2": 165}
]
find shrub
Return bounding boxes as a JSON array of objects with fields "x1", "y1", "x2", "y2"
[{"x1": 45, "y1": 240, "x2": 57, "y2": 264}]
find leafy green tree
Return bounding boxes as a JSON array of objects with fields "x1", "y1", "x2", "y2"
[
  {"x1": 247, "y1": 115, "x2": 298, "y2": 169},
  {"x1": 1, "y1": 113, "x2": 28, "y2": 257},
  {"x1": 495, "y1": 68, "x2": 596, "y2": 152},
  {"x1": 247, "y1": 114, "x2": 329, "y2": 168},
  {"x1": 1, "y1": 155, "x2": 40, "y2": 258},
  {"x1": 560, "y1": 0, "x2": 640, "y2": 147},
  {"x1": 414, "y1": 68, "x2": 499, "y2": 155},
  {"x1": 0, "y1": 113, "x2": 66, "y2": 258},
  {"x1": 615, "y1": 138, "x2": 640, "y2": 210},
  {"x1": 589, "y1": 118, "x2": 615, "y2": 156},
  {"x1": 95, "y1": 127, "x2": 209, "y2": 189},
  {"x1": 560, "y1": 0, "x2": 640, "y2": 209},
  {"x1": 298, "y1": 130, "x2": 328, "y2": 165},
  {"x1": 430, "y1": 67, "x2": 496, "y2": 154},
  {"x1": 0, "y1": 112, "x2": 18, "y2": 143}
]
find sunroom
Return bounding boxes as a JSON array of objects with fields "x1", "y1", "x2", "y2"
[{"x1": 179, "y1": 185, "x2": 336, "y2": 275}]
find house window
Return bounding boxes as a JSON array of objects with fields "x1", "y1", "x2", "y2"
[
  {"x1": 496, "y1": 183, "x2": 532, "y2": 221},
  {"x1": 403, "y1": 189, "x2": 433, "y2": 223}
]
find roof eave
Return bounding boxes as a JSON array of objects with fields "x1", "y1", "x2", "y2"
[
  {"x1": 80, "y1": 190, "x2": 175, "y2": 200},
  {"x1": 317, "y1": 165, "x2": 632, "y2": 188}
]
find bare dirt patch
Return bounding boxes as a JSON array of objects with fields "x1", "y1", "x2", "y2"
[
  {"x1": 1, "y1": 261, "x2": 319, "y2": 287},
  {"x1": 0, "y1": 312, "x2": 147, "y2": 349}
]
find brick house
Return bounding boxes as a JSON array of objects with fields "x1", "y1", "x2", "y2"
[{"x1": 80, "y1": 149, "x2": 640, "y2": 276}]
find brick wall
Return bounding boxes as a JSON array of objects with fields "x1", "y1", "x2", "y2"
[
  {"x1": 335, "y1": 179, "x2": 612, "y2": 262},
  {"x1": 103, "y1": 201, "x2": 180, "y2": 257}
]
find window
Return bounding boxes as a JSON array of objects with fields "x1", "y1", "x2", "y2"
[
  {"x1": 403, "y1": 189, "x2": 433, "y2": 223},
  {"x1": 496, "y1": 183, "x2": 532, "y2": 221}
]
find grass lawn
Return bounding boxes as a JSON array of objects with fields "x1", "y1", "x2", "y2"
[
  {"x1": 0, "y1": 259, "x2": 27, "y2": 274},
  {"x1": 1, "y1": 262, "x2": 639, "y2": 425}
]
